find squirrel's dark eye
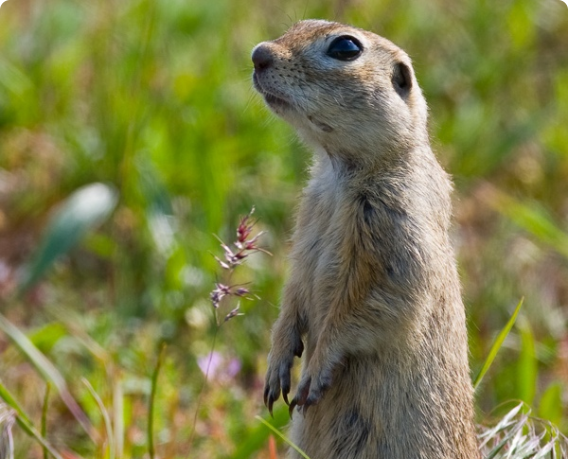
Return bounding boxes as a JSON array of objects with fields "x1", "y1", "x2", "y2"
[{"x1": 326, "y1": 36, "x2": 362, "y2": 61}]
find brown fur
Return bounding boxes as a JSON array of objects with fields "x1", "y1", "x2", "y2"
[{"x1": 252, "y1": 20, "x2": 480, "y2": 459}]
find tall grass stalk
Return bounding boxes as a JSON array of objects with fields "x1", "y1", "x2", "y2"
[
  {"x1": 112, "y1": 378, "x2": 124, "y2": 459},
  {"x1": 256, "y1": 416, "x2": 311, "y2": 459},
  {"x1": 0, "y1": 381, "x2": 64, "y2": 459},
  {"x1": 0, "y1": 312, "x2": 96, "y2": 442},
  {"x1": 189, "y1": 208, "x2": 268, "y2": 449},
  {"x1": 189, "y1": 326, "x2": 218, "y2": 448},
  {"x1": 148, "y1": 343, "x2": 166, "y2": 459},
  {"x1": 82, "y1": 378, "x2": 115, "y2": 459},
  {"x1": 473, "y1": 299, "x2": 524, "y2": 390},
  {"x1": 41, "y1": 384, "x2": 51, "y2": 459}
]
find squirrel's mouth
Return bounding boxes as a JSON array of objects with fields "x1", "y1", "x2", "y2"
[
  {"x1": 263, "y1": 93, "x2": 291, "y2": 109},
  {"x1": 253, "y1": 73, "x2": 292, "y2": 110}
]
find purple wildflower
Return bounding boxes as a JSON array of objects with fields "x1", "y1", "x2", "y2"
[{"x1": 197, "y1": 351, "x2": 241, "y2": 383}]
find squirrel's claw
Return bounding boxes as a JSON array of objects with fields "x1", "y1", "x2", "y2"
[
  {"x1": 263, "y1": 385, "x2": 277, "y2": 417},
  {"x1": 264, "y1": 341, "x2": 300, "y2": 414},
  {"x1": 288, "y1": 367, "x2": 333, "y2": 417},
  {"x1": 264, "y1": 369, "x2": 281, "y2": 417},
  {"x1": 263, "y1": 384, "x2": 269, "y2": 407},
  {"x1": 289, "y1": 375, "x2": 311, "y2": 417},
  {"x1": 264, "y1": 385, "x2": 280, "y2": 417},
  {"x1": 280, "y1": 364, "x2": 292, "y2": 405},
  {"x1": 267, "y1": 394, "x2": 276, "y2": 417}
]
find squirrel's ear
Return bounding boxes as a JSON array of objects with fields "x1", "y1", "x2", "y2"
[{"x1": 392, "y1": 62, "x2": 412, "y2": 98}]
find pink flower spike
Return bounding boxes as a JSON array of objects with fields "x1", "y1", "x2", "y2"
[
  {"x1": 236, "y1": 207, "x2": 256, "y2": 243},
  {"x1": 224, "y1": 306, "x2": 243, "y2": 322},
  {"x1": 234, "y1": 287, "x2": 249, "y2": 296},
  {"x1": 214, "y1": 256, "x2": 230, "y2": 270},
  {"x1": 210, "y1": 283, "x2": 232, "y2": 307}
]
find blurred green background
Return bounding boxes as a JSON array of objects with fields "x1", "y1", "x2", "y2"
[{"x1": 0, "y1": 0, "x2": 567, "y2": 457}]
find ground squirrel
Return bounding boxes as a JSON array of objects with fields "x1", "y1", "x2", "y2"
[{"x1": 252, "y1": 20, "x2": 480, "y2": 459}]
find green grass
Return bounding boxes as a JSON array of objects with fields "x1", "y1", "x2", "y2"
[{"x1": 0, "y1": 0, "x2": 567, "y2": 457}]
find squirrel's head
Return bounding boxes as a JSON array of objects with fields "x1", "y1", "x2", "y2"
[{"x1": 252, "y1": 20, "x2": 429, "y2": 166}]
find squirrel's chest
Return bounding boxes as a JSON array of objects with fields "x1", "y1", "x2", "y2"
[{"x1": 290, "y1": 185, "x2": 357, "y2": 314}]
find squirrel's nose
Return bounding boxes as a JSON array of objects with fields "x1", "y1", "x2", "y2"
[{"x1": 252, "y1": 45, "x2": 274, "y2": 72}]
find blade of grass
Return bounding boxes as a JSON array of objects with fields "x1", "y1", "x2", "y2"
[
  {"x1": 479, "y1": 184, "x2": 568, "y2": 259},
  {"x1": 473, "y1": 298, "x2": 524, "y2": 390},
  {"x1": 516, "y1": 316, "x2": 536, "y2": 405},
  {"x1": 232, "y1": 405, "x2": 289, "y2": 459},
  {"x1": 82, "y1": 378, "x2": 114, "y2": 459},
  {"x1": 0, "y1": 379, "x2": 35, "y2": 428},
  {"x1": 149, "y1": 343, "x2": 166, "y2": 459},
  {"x1": 113, "y1": 378, "x2": 124, "y2": 459},
  {"x1": 42, "y1": 383, "x2": 51, "y2": 459},
  {"x1": 539, "y1": 382, "x2": 563, "y2": 426},
  {"x1": 255, "y1": 416, "x2": 311, "y2": 459},
  {"x1": 0, "y1": 312, "x2": 96, "y2": 441},
  {"x1": 18, "y1": 182, "x2": 118, "y2": 293},
  {"x1": 0, "y1": 380, "x2": 64, "y2": 459}
]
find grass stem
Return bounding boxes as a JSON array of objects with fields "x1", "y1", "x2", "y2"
[
  {"x1": 149, "y1": 342, "x2": 166, "y2": 459},
  {"x1": 41, "y1": 383, "x2": 51, "y2": 459}
]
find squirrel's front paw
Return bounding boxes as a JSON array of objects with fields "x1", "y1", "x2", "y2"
[
  {"x1": 289, "y1": 363, "x2": 333, "y2": 417},
  {"x1": 263, "y1": 334, "x2": 304, "y2": 415}
]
